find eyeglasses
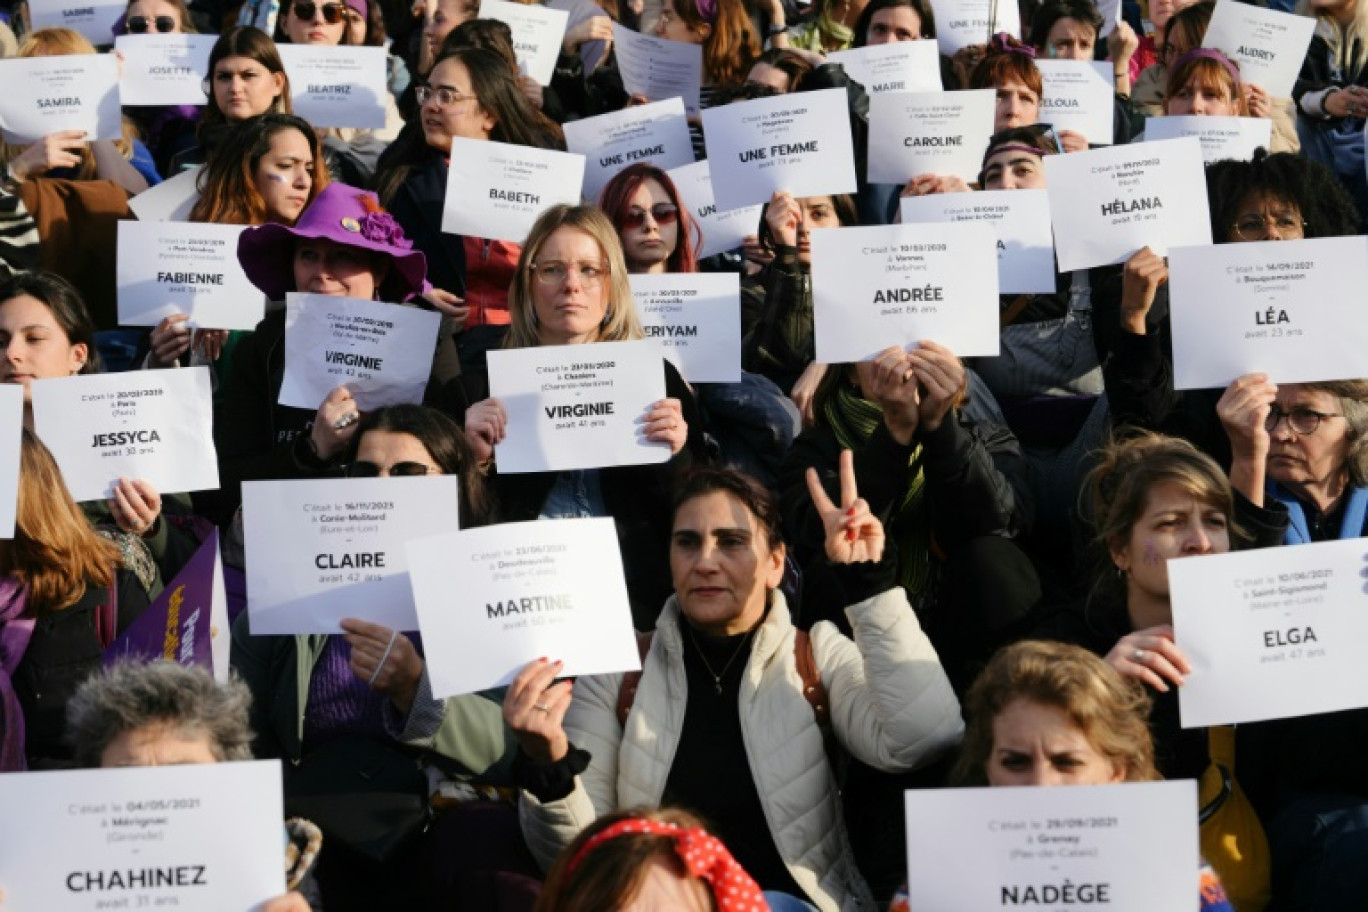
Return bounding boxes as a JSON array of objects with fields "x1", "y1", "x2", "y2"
[
  {"x1": 346, "y1": 460, "x2": 439, "y2": 478},
  {"x1": 291, "y1": 1, "x2": 347, "y2": 23},
  {"x1": 415, "y1": 84, "x2": 477, "y2": 108},
  {"x1": 1264, "y1": 406, "x2": 1343, "y2": 436},
  {"x1": 1230, "y1": 211, "x2": 1306, "y2": 242},
  {"x1": 622, "y1": 203, "x2": 679, "y2": 229},
  {"x1": 126, "y1": 14, "x2": 177, "y2": 32},
  {"x1": 530, "y1": 260, "x2": 608, "y2": 287}
]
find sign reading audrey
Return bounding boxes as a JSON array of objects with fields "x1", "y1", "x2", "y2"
[
  {"x1": 828, "y1": 41, "x2": 942, "y2": 95},
  {"x1": 115, "y1": 35, "x2": 216, "y2": 106},
  {"x1": 1036, "y1": 60, "x2": 1115, "y2": 146},
  {"x1": 277, "y1": 45, "x2": 388, "y2": 129},
  {"x1": 612, "y1": 23, "x2": 703, "y2": 116},
  {"x1": 0, "y1": 54, "x2": 121, "y2": 144},
  {"x1": 117, "y1": 221, "x2": 263, "y2": 331},
  {"x1": 487, "y1": 339, "x2": 670, "y2": 473},
  {"x1": 1172, "y1": 538, "x2": 1368, "y2": 728},
  {"x1": 442, "y1": 137, "x2": 586, "y2": 242},
  {"x1": 408, "y1": 517, "x2": 641, "y2": 697},
  {"x1": 0, "y1": 761, "x2": 286, "y2": 911},
  {"x1": 631, "y1": 272, "x2": 742, "y2": 383},
  {"x1": 479, "y1": 0, "x2": 568, "y2": 86},
  {"x1": 900, "y1": 189, "x2": 1055, "y2": 295},
  {"x1": 563, "y1": 97, "x2": 695, "y2": 202},
  {"x1": 1044, "y1": 137, "x2": 1212, "y2": 271},
  {"x1": 31, "y1": 367, "x2": 218, "y2": 503},
  {"x1": 28, "y1": 0, "x2": 123, "y2": 47},
  {"x1": 867, "y1": 89, "x2": 996, "y2": 183},
  {"x1": 0, "y1": 385, "x2": 21, "y2": 539},
  {"x1": 242, "y1": 475, "x2": 460, "y2": 634},
  {"x1": 702, "y1": 88, "x2": 857, "y2": 211},
  {"x1": 1202, "y1": 0, "x2": 1316, "y2": 99},
  {"x1": 929, "y1": 0, "x2": 1019, "y2": 55},
  {"x1": 903, "y1": 781, "x2": 1198, "y2": 912},
  {"x1": 812, "y1": 222, "x2": 1000, "y2": 363},
  {"x1": 668, "y1": 160, "x2": 763, "y2": 259},
  {"x1": 1144, "y1": 115, "x2": 1272, "y2": 164},
  {"x1": 1167, "y1": 236, "x2": 1368, "y2": 389},
  {"x1": 278, "y1": 294, "x2": 441, "y2": 412}
]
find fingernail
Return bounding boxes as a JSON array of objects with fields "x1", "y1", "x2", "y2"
[
  {"x1": 537, "y1": 656, "x2": 547, "y2": 663},
  {"x1": 847, "y1": 529, "x2": 857, "y2": 541},
  {"x1": 846, "y1": 507, "x2": 856, "y2": 517}
]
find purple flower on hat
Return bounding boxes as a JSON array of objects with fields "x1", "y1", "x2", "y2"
[{"x1": 358, "y1": 211, "x2": 411, "y2": 249}]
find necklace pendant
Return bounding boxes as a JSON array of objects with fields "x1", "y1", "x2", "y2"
[{"x1": 713, "y1": 680, "x2": 723, "y2": 696}]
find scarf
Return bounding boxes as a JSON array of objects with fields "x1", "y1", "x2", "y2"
[
  {"x1": 823, "y1": 384, "x2": 935, "y2": 605},
  {"x1": 0, "y1": 576, "x2": 32, "y2": 772},
  {"x1": 1266, "y1": 482, "x2": 1368, "y2": 546}
]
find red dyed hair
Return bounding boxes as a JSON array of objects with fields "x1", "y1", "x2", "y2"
[
  {"x1": 970, "y1": 35, "x2": 1043, "y2": 99},
  {"x1": 598, "y1": 163, "x2": 700, "y2": 272}
]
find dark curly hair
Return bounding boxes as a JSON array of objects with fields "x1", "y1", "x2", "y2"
[
  {"x1": 1206, "y1": 150, "x2": 1362, "y2": 242},
  {"x1": 672, "y1": 465, "x2": 784, "y2": 550}
]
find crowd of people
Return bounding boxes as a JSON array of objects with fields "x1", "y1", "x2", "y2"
[{"x1": 0, "y1": 0, "x2": 1366, "y2": 908}]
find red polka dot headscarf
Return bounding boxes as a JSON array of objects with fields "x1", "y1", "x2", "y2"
[{"x1": 566, "y1": 818, "x2": 770, "y2": 912}]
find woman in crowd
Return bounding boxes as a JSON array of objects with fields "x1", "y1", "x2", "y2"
[
  {"x1": 0, "y1": 430, "x2": 153, "y2": 770},
  {"x1": 745, "y1": 47, "x2": 817, "y2": 94},
  {"x1": 418, "y1": 0, "x2": 480, "y2": 77},
  {"x1": 118, "y1": 0, "x2": 203, "y2": 175},
  {"x1": 598, "y1": 162, "x2": 698, "y2": 275},
  {"x1": 653, "y1": 0, "x2": 758, "y2": 104},
  {"x1": 851, "y1": 0, "x2": 934, "y2": 46},
  {"x1": 1029, "y1": 0, "x2": 1138, "y2": 101},
  {"x1": 968, "y1": 34, "x2": 1091, "y2": 153},
  {"x1": 777, "y1": 0, "x2": 863, "y2": 54},
  {"x1": 1293, "y1": 0, "x2": 1368, "y2": 224},
  {"x1": 501, "y1": 463, "x2": 962, "y2": 910}
]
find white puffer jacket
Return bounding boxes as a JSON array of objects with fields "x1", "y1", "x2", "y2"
[{"x1": 519, "y1": 588, "x2": 964, "y2": 911}]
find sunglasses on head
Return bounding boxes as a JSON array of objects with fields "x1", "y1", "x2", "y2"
[
  {"x1": 346, "y1": 461, "x2": 436, "y2": 478},
  {"x1": 622, "y1": 203, "x2": 679, "y2": 229},
  {"x1": 292, "y1": 1, "x2": 347, "y2": 22},
  {"x1": 126, "y1": 14, "x2": 177, "y2": 32}
]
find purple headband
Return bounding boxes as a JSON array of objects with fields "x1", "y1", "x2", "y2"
[
  {"x1": 982, "y1": 142, "x2": 1050, "y2": 166},
  {"x1": 1171, "y1": 48, "x2": 1241, "y2": 85},
  {"x1": 989, "y1": 32, "x2": 1036, "y2": 58},
  {"x1": 693, "y1": 0, "x2": 718, "y2": 23}
]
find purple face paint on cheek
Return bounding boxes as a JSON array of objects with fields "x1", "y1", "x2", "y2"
[
  {"x1": 263, "y1": 172, "x2": 288, "y2": 183},
  {"x1": 1142, "y1": 539, "x2": 1162, "y2": 566}
]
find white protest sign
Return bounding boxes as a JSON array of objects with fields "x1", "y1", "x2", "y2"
[
  {"x1": 563, "y1": 97, "x2": 695, "y2": 203},
  {"x1": 243, "y1": 475, "x2": 460, "y2": 634},
  {"x1": 612, "y1": 23, "x2": 703, "y2": 117},
  {"x1": 1036, "y1": 60, "x2": 1115, "y2": 146},
  {"x1": 117, "y1": 221, "x2": 263, "y2": 331},
  {"x1": 828, "y1": 40, "x2": 942, "y2": 95},
  {"x1": 0, "y1": 761, "x2": 285, "y2": 911},
  {"x1": 1097, "y1": 0, "x2": 1122, "y2": 36},
  {"x1": 0, "y1": 385, "x2": 21, "y2": 539},
  {"x1": 442, "y1": 137, "x2": 585, "y2": 242},
  {"x1": 0, "y1": 54, "x2": 121, "y2": 143},
  {"x1": 1202, "y1": 0, "x2": 1316, "y2": 99},
  {"x1": 668, "y1": 159, "x2": 762, "y2": 259},
  {"x1": 812, "y1": 222, "x2": 1000, "y2": 363},
  {"x1": 278, "y1": 293, "x2": 441, "y2": 411},
  {"x1": 900, "y1": 189, "x2": 1055, "y2": 295},
  {"x1": 631, "y1": 272, "x2": 742, "y2": 383},
  {"x1": 408, "y1": 517, "x2": 641, "y2": 697},
  {"x1": 277, "y1": 44, "x2": 388, "y2": 129},
  {"x1": 904, "y1": 781, "x2": 1199, "y2": 912},
  {"x1": 1172, "y1": 538, "x2": 1368, "y2": 728},
  {"x1": 115, "y1": 34, "x2": 216, "y2": 106},
  {"x1": 868, "y1": 89, "x2": 996, "y2": 183},
  {"x1": 702, "y1": 88, "x2": 857, "y2": 210},
  {"x1": 479, "y1": 0, "x2": 568, "y2": 86},
  {"x1": 929, "y1": 0, "x2": 1019, "y2": 55},
  {"x1": 128, "y1": 164, "x2": 202, "y2": 221},
  {"x1": 28, "y1": 0, "x2": 123, "y2": 47},
  {"x1": 1167, "y1": 236, "x2": 1368, "y2": 390},
  {"x1": 1145, "y1": 115, "x2": 1272, "y2": 163},
  {"x1": 1044, "y1": 137, "x2": 1211, "y2": 271},
  {"x1": 31, "y1": 368, "x2": 218, "y2": 503},
  {"x1": 487, "y1": 339, "x2": 670, "y2": 473}
]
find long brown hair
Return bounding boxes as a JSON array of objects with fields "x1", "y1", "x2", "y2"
[
  {"x1": 3, "y1": 430, "x2": 120, "y2": 614},
  {"x1": 670, "y1": 0, "x2": 758, "y2": 87},
  {"x1": 201, "y1": 27, "x2": 291, "y2": 131},
  {"x1": 189, "y1": 114, "x2": 329, "y2": 225}
]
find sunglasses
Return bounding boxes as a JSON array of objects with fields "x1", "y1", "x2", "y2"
[
  {"x1": 291, "y1": 1, "x2": 347, "y2": 23},
  {"x1": 126, "y1": 14, "x2": 177, "y2": 32},
  {"x1": 622, "y1": 203, "x2": 679, "y2": 229},
  {"x1": 347, "y1": 461, "x2": 438, "y2": 478}
]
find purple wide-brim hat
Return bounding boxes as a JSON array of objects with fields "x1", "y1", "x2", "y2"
[{"x1": 237, "y1": 183, "x2": 428, "y2": 303}]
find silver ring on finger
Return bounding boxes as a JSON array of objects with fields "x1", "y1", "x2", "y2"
[
  {"x1": 1132, "y1": 648, "x2": 1146, "y2": 663},
  {"x1": 534, "y1": 703, "x2": 551, "y2": 713},
  {"x1": 333, "y1": 412, "x2": 360, "y2": 430}
]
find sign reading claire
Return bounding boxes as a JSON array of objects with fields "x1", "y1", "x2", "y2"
[
  {"x1": 31, "y1": 367, "x2": 218, "y2": 503},
  {"x1": 408, "y1": 517, "x2": 642, "y2": 697},
  {"x1": 0, "y1": 760, "x2": 286, "y2": 911}
]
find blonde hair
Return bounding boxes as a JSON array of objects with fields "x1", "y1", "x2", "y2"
[
  {"x1": 1297, "y1": 0, "x2": 1368, "y2": 80},
  {"x1": 504, "y1": 204, "x2": 643, "y2": 350}
]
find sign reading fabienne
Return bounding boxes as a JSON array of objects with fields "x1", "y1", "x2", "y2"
[
  {"x1": 407, "y1": 517, "x2": 641, "y2": 697},
  {"x1": 812, "y1": 222, "x2": 1000, "y2": 364},
  {"x1": 487, "y1": 339, "x2": 670, "y2": 473},
  {"x1": 867, "y1": 89, "x2": 995, "y2": 184},
  {"x1": 1044, "y1": 137, "x2": 1212, "y2": 271},
  {"x1": 442, "y1": 136, "x2": 585, "y2": 242},
  {"x1": 31, "y1": 367, "x2": 218, "y2": 503},
  {"x1": 563, "y1": 97, "x2": 695, "y2": 203},
  {"x1": 115, "y1": 34, "x2": 216, "y2": 106},
  {"x1": 278, "y1": 293, "x2": 441, "y2": 411},
  {"x1": 0, "y1": 54, "x2": 121, "y2": 144},
  {"x1": 701, "y1": 88, "x2": 856, "y2": 211},
  {"x1": 117, "y1": 221, "x2": 263, "y2": 331},
  {"x1": 277, "y1": 44, "x2": 388, "y2": 129},
  {"x1": 1167, "y1": 236, "x2": 1368, "y2": 389},
  {"x1": 242, "y1": 475, "x2": 460, "y2": 634},
  {"x1": 0, "y1": 760, "x2": 285, "y2": 911},
  {"x1": 903, "y1": 781, "x2": 1198, "y2": 912},
  {"x1": 900, "y1": 189, "x2": 1055, "y2": 295},
  {"x1": 1171, "y1": 538, "x2": 1368, "y2": 728},
  {"x1": 630, "y1": 272, "x2": 742, "y2": 383}
]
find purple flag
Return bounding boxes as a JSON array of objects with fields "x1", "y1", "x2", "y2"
[{"x1": 105, "y1": 529, "x2": 219, "y2": 672}]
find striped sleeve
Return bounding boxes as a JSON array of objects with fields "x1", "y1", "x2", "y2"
[{"x1": 0, "y1": 186, "x2": 39, "y2": 277}]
